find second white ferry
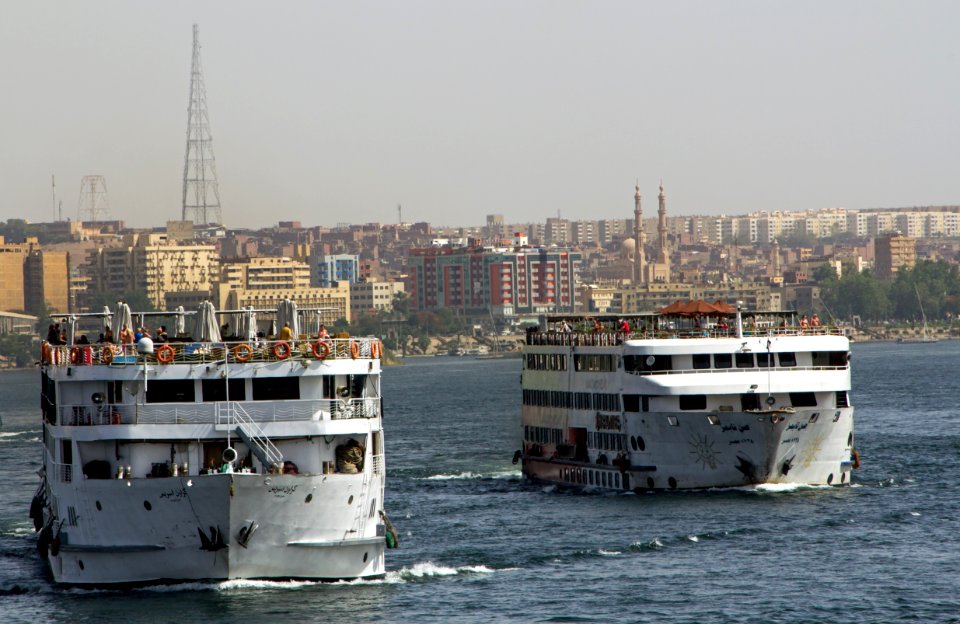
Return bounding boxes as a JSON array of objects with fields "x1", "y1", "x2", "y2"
[{"x1": 518, "y1": 302, "x2": 858, "y2": 491}]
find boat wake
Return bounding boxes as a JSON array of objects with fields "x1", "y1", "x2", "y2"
[{"x1": 418, "y1": 470, "x2": 521, "y2": 481}]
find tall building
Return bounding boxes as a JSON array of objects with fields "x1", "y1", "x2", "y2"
[
  {"x1": 217, "y1": 257, "x2": 311, "y2": 309},
  {"x1": 85, "y1": 233, "x2": 219, "y2": 309},
  {"x1": 874, "y1": 233, "x2": 916, "y2": 279},
  {"x1": 24, "y1": 249, "x2": 71, "y2": 314},
  {"x1": 313, "y1": 254, "x2": 360, "y2": 287},
  {"x1": 350, "y1": 280, "x2": 405, "y2": 316},
  {"x1": 406, "y1": 246, "x2": 580, "y2": 318},
  {"x1": 0, "y1": 238, "x2": 29, "y2": 312}
]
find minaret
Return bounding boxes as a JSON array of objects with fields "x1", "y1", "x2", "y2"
[
  {"x1": 657, "y1": 181, "x2": 669, "y2": 265},
  {"x1": 182, "y1": 24, "x2": 223, "y2": 225},
  {"x1": 633, "y1": 183, "x2": 645, "y2": 284}
]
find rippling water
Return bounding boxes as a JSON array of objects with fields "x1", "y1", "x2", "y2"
[{"x1": 1, "y1": 344, "x2": 959, "y2": 623}]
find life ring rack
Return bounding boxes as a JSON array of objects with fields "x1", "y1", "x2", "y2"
[
  {"x1": 272, "y1": 341, "x2": 291, "y2": 360},
  {"x1": 156, "y1": 344, "x2": 176, "y2": 364},
  {"x1": 312, "y1": 341, "x2": 331, "y2": 360},
  {"x1": 233, "y1": 343, "x2": 254, "y2": 362}
]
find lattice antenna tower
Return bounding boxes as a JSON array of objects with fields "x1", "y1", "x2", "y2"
[
  {"x1": 181, "y1": 23, "x2": 223, "y2": 225},
  {"x1": 77, "y1": 175, "x2": 111, "y2": 223}
]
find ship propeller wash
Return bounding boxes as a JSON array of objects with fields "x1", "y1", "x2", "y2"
[
  {"x1": 31, "y1": 300, "x2": 395, "y2": 586},
  {"x1": 518, "y1": 301, "x2": 858, "y2": 491}
]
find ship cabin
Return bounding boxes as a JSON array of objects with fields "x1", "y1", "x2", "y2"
[{"x1": 38, "y1": 302, "x2": 384, "y2": 485}]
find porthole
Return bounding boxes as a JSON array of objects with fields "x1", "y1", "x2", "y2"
[
  {"x1": 646, "y1": 477, "x2": 655, "y2": 489},
  {"x1": 78, "y1": 560, "x2": 85, "y2": 571},
  {"x1": 841, "y1": 472, "x2": 847, "y2": 484},
  {"x1": 847, "y1": 432, "x2": 853, "y2": 446},
  {"x1": 827, "y1": 473, "x2": 834, "y2": 485},
  {"x1": 348, "y1": 495, "x2": 354, "y2": 505},
  {"x1": 630, "y1": 436, "x2": 638, "y2": 451},
  {"x1": 95, "y1": 501, "x2": 102, "y2": 511},
  {"x1": 363, "y1": 552, "x2": 369, "y2": 563},
  {"x1": 668, "y1": 477, "x2": 678, "y2": 489},
  {"x1": 636, "y1": 436, "x2": 646, "y2": 451},
  {"x1": 305, "y1": 493, "x2": 313, "y2": 504},
  {"x1": 143, "y1": 501, "x2": 152, "y2": 511}
]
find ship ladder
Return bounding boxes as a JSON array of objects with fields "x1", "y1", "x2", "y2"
[
  {"x1": 347, "y1": 451, "x2": 373, "y2": 540},
  {"x1": 221, "y1": 402, "x2": 283, "y2": 471}
]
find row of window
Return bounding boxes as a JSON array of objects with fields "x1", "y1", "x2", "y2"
[
  {"x1": 588, "y1": 431, "x2": 626, "y2": 452},
  {"x1": 522, "y1": 389, "x2": 621, "y2": 412},
  {"x1": 526, "y1": 426, "x2": 562, "y2": 446},
  {"x1": 525, "y1": 353, "x2": 568, "y2": 371},
  {"x1": 560, "y1": 467, "x2": 624, "y2": 490},
  {"x1": 527, "y1": 350, "x2": 848, "y2": 374}
]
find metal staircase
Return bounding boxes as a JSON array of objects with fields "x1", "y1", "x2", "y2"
[{"x1": 217, "y1": 402, "x2": 283, "y2": 470}]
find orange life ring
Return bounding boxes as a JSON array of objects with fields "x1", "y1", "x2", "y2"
[
  {"x1": 350, "y1": 341, "x2": 360, "y2": 359},
  {"x1": 233, "y1": 343, "x2": 253, "y2": 362},
  {"x1": 312, "y1": 341, "x2": 330, "y2": 360},
  {"x1": 852, "y1": 448, "x2": 861, "y2": 470},
  {"x1": 101, "y1": 345, "x2": 116, "y2": 364},
  {"x1": 41, "y1": 342, "x2": 51, "y2": 363},
  {"x1": 370, "y1": 341, "x2": 380, "y2": 359},
  {"x1": 156, "y1": 344, "x2": 176, "y2": 364},
  {"x1": 273, "y1": 341, "x2": 291, "y2": 360},
  {"x1": 69, "y1": 346, "x2": 82, "y2": 365}
]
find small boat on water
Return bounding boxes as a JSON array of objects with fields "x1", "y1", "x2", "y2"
[
  {"x1": 517, "y1": 302, "x2": 858, "y2": 491},
  {"x1": 31, "y1": 300, "x2": 395, "y2": 586},
  {"x1": 898, "y1": 285, "x2": 939, "y2": 344}
]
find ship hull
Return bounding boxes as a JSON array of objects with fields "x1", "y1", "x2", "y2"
[
  {"x1": 43, "y1": 473, "x2": 385, "y2": 586},
  {"x1": 522, "y1": 406, "x2": 855, "y2": 491}
]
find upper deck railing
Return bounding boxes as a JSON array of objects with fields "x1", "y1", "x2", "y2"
[
  {"x1": 40, "y1": 337, "x2": 382, "y2": 368},
  {"x1": 526, "y1": 326, "x2": 845, "y2": 347}
]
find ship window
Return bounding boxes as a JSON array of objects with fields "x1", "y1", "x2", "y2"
[
  {"x1": 252, "y1": 377, "x2": 300, "y2": 401},
  {"x1": 201, "y1": 379, "x2": 246, "y2": 402},
  {"x1": 623, "y1": 395, "x2": 641, "y2": 412},
  {"x1": 146, "y1": 379, "x2": 196, "y2": 403},
  {"x1": 735, "y1": 353, "x2": 754, "y2": 368},
  {"x1": 756, "y1": 353, "x2": 772, "y2": 368},
  {"x1": 624, "y1": 354, "x2": 672, "y2": 373},
  {"x1": 692, "y1": 354, "x2": 711, "y2": 369},
  {"x1": 679, "y1": 395, "x2": 707, "y2": 411},
  {"x1": 778, "y1": 352, "x2": 797, "y2": 367},
  {"x1": 789, "y1": 392, "x2": 817, "y2": 407},
  {"x1": 713, "y1": 354, "x2": 732, "y2": 369},
  {"x1": 741, "y1": 393, "x2": 761, "y2": 411}
]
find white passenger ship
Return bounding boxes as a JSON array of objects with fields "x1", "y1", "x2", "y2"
[
  {"x1": 518, "y1": 303, "x2": 858, "y2": 491},
  {"x1": 31, "y1": 302, "x2": 394, "y2": 586}
]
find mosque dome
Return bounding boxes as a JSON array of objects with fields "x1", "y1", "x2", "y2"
[{"x1": 620, "y1": 237, "x2": 637, "y2": 260}]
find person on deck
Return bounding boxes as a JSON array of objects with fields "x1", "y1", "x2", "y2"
[
  {"x1": 103, "y1": 326, "x2": 114, "y2": 343},
  {"x1": 318, "y1": 324, "x2": 330, "y2": 340},
  {"x1": 119, "y1": 324, "x2": 134, "y2": 344},
  {"x1": 811, "y1": 313, "x2": 821, "y2": 327},
  {"x1": 799, "y1": 315, "x2": 809, "y2": 331},
  {"x1": 278, "y1": 322, "x2": 294, "y2": 341}
]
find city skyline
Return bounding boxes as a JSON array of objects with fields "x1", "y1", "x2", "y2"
[{"x1": 2, "y1": 2, "x2": 959, "y2": 229}]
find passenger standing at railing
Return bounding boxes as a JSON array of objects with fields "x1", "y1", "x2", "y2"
[
  {"x1": 45, "y1": 324, "x2": 61, "y2": 345},
  {"x1": 154, "y1": 326, "x2": 168, "y2": 343},
  {"x1": 119, "y1": 324, "x2": 134, "y2": 344},
  {"x1": 811, "y1": 313, "x2": 821, "y2": 328},
  {"x1": 103, "y1": 326, "x2": 114, "y2": 343},
  {"x1": 800, "y1": 315, "x2": 809, "y2": 331},
  {"x1": 279, "y1": 322, "x2": 293, "y2": 341},
  {"x1": 318, "y1": 324, "x2": 330, "y2": 340}
]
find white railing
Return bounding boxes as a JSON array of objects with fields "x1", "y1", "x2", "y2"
[
  {"x1": 371, "y1": 453, "x2": 385, "y2": 475},
  {"x1": 57, "y1": 397, "x2": 381, "y2": 426}
]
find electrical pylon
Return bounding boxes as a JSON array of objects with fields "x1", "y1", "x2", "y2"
[{"x1": 181, "y1": 23, "x2": 223, "y2": 225}]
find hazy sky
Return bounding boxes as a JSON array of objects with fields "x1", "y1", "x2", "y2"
[{"x1": 2, "y1": 1, "x2": 958, "y2": 229}]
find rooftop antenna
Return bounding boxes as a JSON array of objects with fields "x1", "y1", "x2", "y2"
[
  {"x1": 51, "y1": 174, "x2": 57, "y2": 221},
  {"x1": 181, "y1": 23, "x2": 223, "y2": 226}
]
